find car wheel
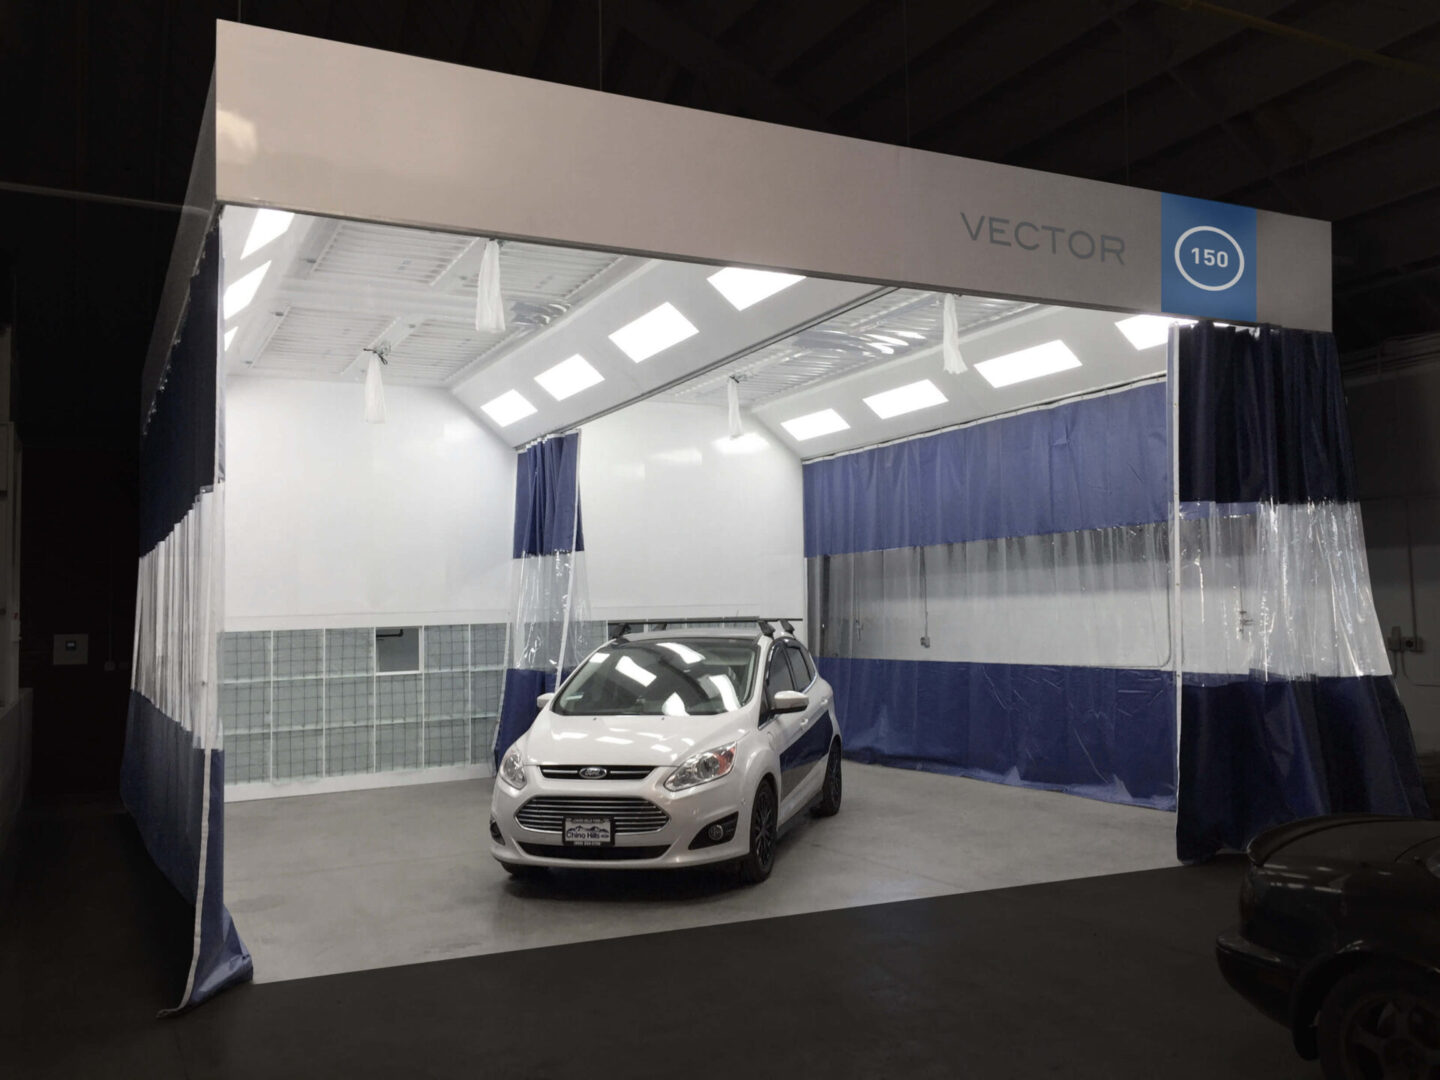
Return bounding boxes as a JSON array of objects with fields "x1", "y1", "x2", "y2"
[
  {"x1": 1317, "y1": 962, "x2": 1440, "y2": 1080},
  {"x1": 736, "y1": 779, "x2": 778, "y2": 885},
  {"x1": 812, "y1": 741, "x2": 842, "y2": 817}
]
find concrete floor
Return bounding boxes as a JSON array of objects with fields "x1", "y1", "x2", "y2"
[{"x1": 224, "y1": 763, "x2": 1179, "y2": 982}]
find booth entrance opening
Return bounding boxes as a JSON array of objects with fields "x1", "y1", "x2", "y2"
[{"x1": 217, "y1": 207, "x2": 1182, "y2": 982}]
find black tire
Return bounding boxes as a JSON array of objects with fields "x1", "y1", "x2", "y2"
[
  {"x1": 736, "y1": 779, "x2": 778, "y2": 885},
  {"x1": 812, "y1": 741, "x2": 842, "y2": 817},
  {"x1": 1316, "y1": 961, "x2": 1440, "y2": 1080},
  {"x1": 499, "y1": 861, "x2": 545, "y2": 880}
]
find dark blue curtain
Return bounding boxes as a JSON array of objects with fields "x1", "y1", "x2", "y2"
[
  {"x1": 1176, "y1": 324, "x2": 1429, "y2": 862},
  {"x1": 1177, "y1": 323, "x2": 1356, "y2": 504},
  {"x1": 512, "y1": 431, "x2": 583, "y2": 558},
  {"x1": 804, "y1": 382, "x2": 1169, "y2": 557}
]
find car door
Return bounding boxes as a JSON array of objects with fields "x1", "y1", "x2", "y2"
[{"x1": 775, "y1": 641, "x2": 831, "y2": 818}]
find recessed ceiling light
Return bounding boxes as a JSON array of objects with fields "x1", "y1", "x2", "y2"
[
  {"x1": 480, "y1": 389, "x2": 537, "y2": 427},
  {"x1": 223, "y1": 327, "x2": 238, "y2": 350},
  {"x1": 1115, "y1": 314, "x2": 1195, "y2": 350},
  {"x1": 241, "y1": 209, "x2": 295, "y2": 259},
  {"x1": 974, "y1": 340, "x2": 1081, "y2": 389},
  {"x1": 707, "y1": 267, "x2": 805, "y2": 311},
  {"x1": 223, "y1": 261, "x2": 271, "y2": 319},
  {"x1": 534, "y1": 354, "x2": 604, "y2": 401},
  {"x1": 864, "y1": 379, "x2": 948, "y2": 420},
  {"x1": 782, "y1": 409, "x2": 850, "y2": 441},
  {"x1": 609, "y1": 303, "x2": 699, "y2": 362}
]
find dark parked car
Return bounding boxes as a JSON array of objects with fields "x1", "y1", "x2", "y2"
[{"x1": 1217, "y1": 814, "x2": 1440, "y2": 1079}]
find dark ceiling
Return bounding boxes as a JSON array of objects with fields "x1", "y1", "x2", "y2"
[
  {"x1": 2, "y1": 0, "x2": 1438, "y2": 796},
  {"x1": 5, "y1": 0, "x2": 1440, "y2": 441}
]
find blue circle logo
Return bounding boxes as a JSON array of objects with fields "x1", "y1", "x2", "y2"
[{"x1": 1173, "y1": 225, "x2": 1245, "y2": 292}]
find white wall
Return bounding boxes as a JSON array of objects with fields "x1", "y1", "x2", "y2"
[
  {"x1": 579, "y1": 401, "x2": 805, "y2": 627},
  {"x1": 224, "y1": 378, "x2": 515, "y2": 630}
]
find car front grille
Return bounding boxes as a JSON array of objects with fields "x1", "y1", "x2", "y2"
[
  {"x1": 515, "y1": 796, "x2": 671, "y2": 834},
  {"x1": 518, "y1": 842, "x2": 671, "y2": 861},
  {"x1": 538, "y1": 765, "x2": 655, "y2": 780}
]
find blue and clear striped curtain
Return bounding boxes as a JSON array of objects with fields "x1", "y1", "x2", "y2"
[
  {"x1": 493, "y1": 433, "x2": 601, "y2": 764},
  {"x1": 121, "y1": 226, "x2": 251, "y2": 1009},
  {"x1": 804, "y1": 383, "x2": 1179, "y2": 809},
  {"x1": 1174, "y1": 323, "x2": 1428, "y2": 861}
]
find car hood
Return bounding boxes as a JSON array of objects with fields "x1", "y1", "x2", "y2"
[
  {"x1": 522, "y1": 710, "x2": 750, "y2": 768},
  {"x1": 1249, "y1": 814, "x2": 1440, "y2": 866}
]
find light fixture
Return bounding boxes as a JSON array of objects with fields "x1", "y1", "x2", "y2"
[
  {"x1": 781, "y1": 409, "x2": 850, "y2": 441},
  {"x1": 534, "y1": 354, "x2": 603, "y2": 401},
  {"x1": 480, "y1": 389, "x2": 537, "y2": 427},
  {"x1": 707, "y1": 267, "x2": 805, "y2": 310},
  {"x1": 223, "y1": 261, "x2": 271, "y2": 319},
  {"x1": 1115, "y1": 314, "x2": 1196, "y2": 350},
  {"x1": 223, "y1": 327, "x2": 238, "y2": 350},
  {"x1": 864, "y1": 379, "x2": 948, "y2": 420},
  {"x1": 241, "y1": 209, "x2": 294, "y2": 259},
  {"x1": 974, "y1": 340, "x2": 1081, "y2": 389},
  {"x1": 609, "y1": 302, "x2": 699, "y2": 362}
]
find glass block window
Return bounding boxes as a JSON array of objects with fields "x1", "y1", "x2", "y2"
[{"x1": 219, "y1": 622, "x2": 507, "y2": 787}]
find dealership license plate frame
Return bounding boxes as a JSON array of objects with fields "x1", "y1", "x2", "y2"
[{"x1": 563, "y1": 815, "x2": 614, "y2": 847}]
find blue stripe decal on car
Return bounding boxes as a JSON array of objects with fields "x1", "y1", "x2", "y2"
[{"x1": 780, "y1": 711, "x2": 834, "y2": 796}]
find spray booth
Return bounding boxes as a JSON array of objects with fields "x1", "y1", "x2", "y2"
[{"x1": 126, "y1": 23, "x2": 1427, "y2": 1007}]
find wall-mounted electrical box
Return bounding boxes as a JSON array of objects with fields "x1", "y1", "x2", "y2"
[{"x1": 52, "y1": 633, "x2": 88, "y2": 666}]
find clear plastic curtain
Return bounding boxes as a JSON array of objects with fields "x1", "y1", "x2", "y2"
[{"x1": 1174, "y1": 323, "x2": 1428, "y2": 861}]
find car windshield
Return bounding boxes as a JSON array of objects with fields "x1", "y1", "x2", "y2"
[{"x1": 552, "y1": 639, "x2": 759, "y2": 717}]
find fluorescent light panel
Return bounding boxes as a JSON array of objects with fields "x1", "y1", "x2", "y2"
[
  {"x1": 480, "y1": 389, "x2": 537, "y2": 427},
  {"x1": 974, "y1": 340, "x2": 1081, "y2": 389},
  {"x1": 782, "y1": 409, "x2": 850, "y2": 441},
  {"x1": 1115, "y1": 314, "x2": 1194, "y2": 350},
  {"x1": 864, "y1": 379, "x2": 947, "y2": 419},
  {"x1": 241, "y1": 209, "x2": 295, "y2": 259},
  {"x1": 223, "y1": 261, "x2": 271, "y2": 319},
  {"x1": 707, "y1": 267, "x2": 805, "y2": 311},
  {"x1": 534, "y1": 354, "x2": 603, "y2": 401},
  {"x1": 609, "y1": 303, "x2": 699, "y2": 362}
]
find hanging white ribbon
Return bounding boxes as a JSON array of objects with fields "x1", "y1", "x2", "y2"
[
  {"x1": 727, "y1": 377, "x2": 742, "y2": 438},
  {"x1": 942, "y1": 293, "x2": 966, "y2": 374},
  {"x1": 363, "y1": 351, "x2": 387, "y2": 424},
  {"x1": 475, "y1": 239, "x2": 506, "y2": 334}
]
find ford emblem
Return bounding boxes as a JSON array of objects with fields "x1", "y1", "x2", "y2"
[{"x1": 579, "y1": 766, "x2": 608, "y2": 779}]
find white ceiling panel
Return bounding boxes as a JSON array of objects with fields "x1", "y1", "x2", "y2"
[
  {"x1": 751, "y1": 305, "x2": 1172, "y2": 460},
  {"x1": 659, "y1": 290, "x2": 1032, "y2": 408}
]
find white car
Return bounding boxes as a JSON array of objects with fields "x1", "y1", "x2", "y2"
[{"x1": 489, "y1": 625, "x2": 842, "y2": 883}]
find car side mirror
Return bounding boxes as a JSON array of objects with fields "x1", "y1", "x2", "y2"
[
  {"x1": 536, "y1": 692, "x2": 554, "y2": 710},
  {"x1": 769, "y1": 690, "x2": 809, "y2": 714}
]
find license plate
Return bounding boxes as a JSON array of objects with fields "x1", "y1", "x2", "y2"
[{"x1": 563, "y1": 816, "x2": 613, "y2": 847}]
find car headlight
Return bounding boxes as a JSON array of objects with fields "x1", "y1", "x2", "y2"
[
  {"x1": 664, "y1": 743, "x2": 736, "y2": 791},
  {"x1": 499, "y1": 745, "x2": 527, "y2": 790}
]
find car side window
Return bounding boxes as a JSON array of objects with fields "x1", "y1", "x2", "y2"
[
  {"x1": 783, "y1": 643, "x2": 811, "y2": 689},
  {"x1": 793, "y1": 642, "x2": 817, "y2": 685},
  {"x1": 765, "y1": 646, "x2": 796, "y2": 701}
]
